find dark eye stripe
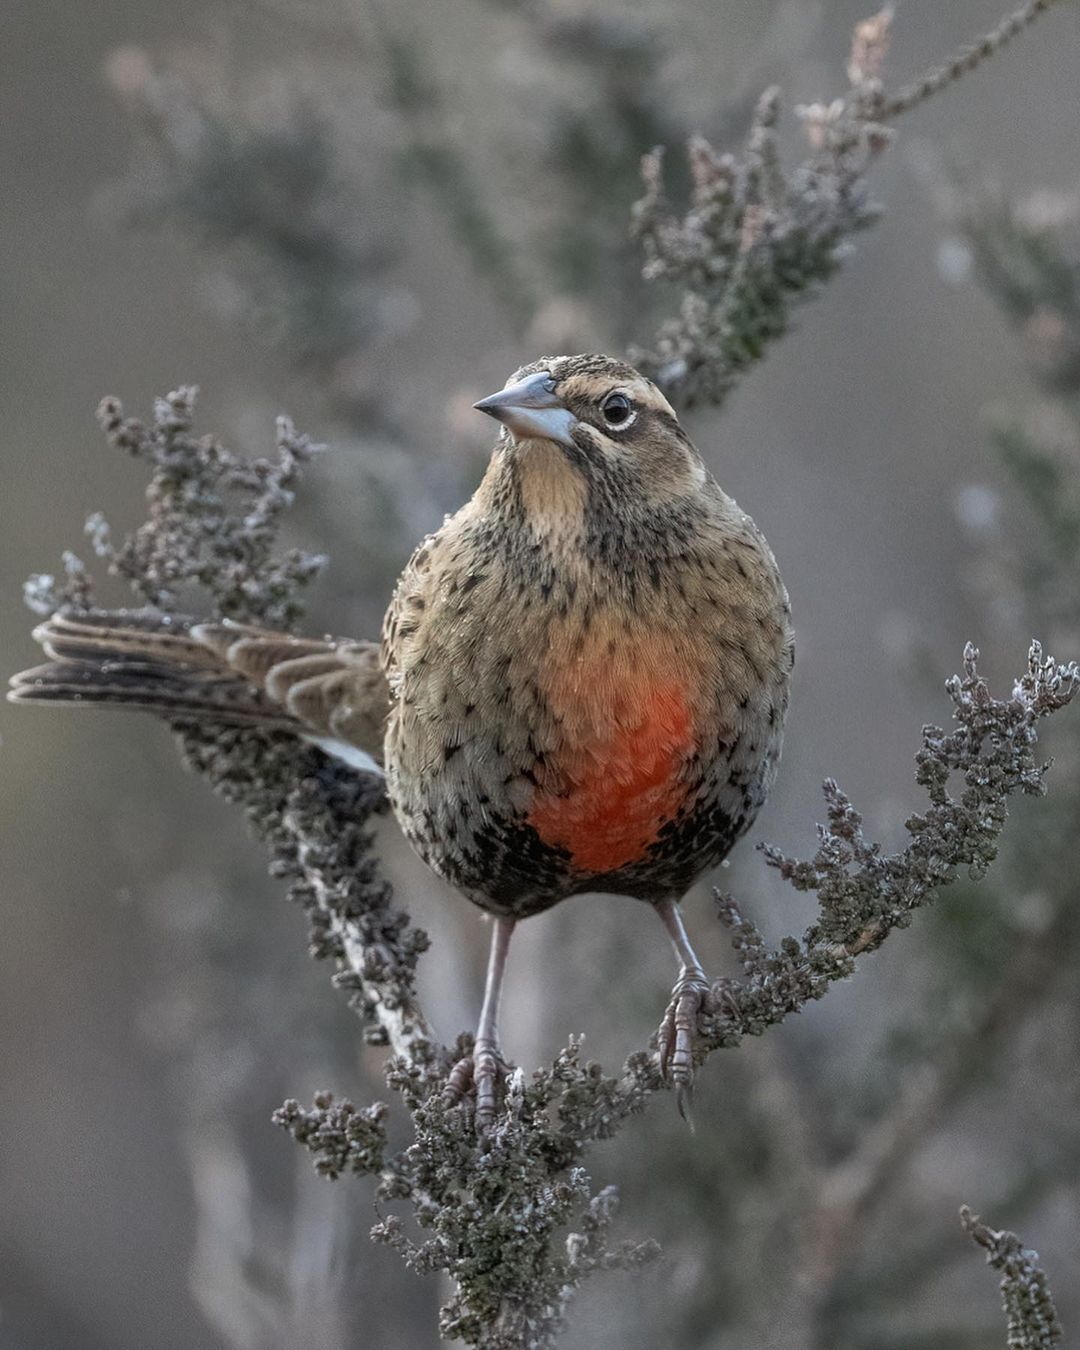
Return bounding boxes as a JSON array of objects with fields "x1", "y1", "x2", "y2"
[{"x1": 569, "y1": 424, "x2": 610, "y2": 468}]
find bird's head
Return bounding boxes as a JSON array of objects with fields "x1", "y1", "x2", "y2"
[{"x1": 474, "y1": 354, "x2": 707, "y2": 506}]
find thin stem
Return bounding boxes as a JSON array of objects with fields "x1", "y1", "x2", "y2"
[{"x1": 880, "y1": 0, "x2": 1068, "y2": 122}]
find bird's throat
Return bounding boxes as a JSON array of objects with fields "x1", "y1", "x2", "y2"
[{"x1": 507, "y1": 438, "x2": 588, "y2": 547}]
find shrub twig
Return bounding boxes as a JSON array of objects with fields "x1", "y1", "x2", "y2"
[
  {"x1": 961, "y1": 1207, "x2": 1064, "y2": 1349},
  {"x1": 634, "y1": 0, "x2": 1069, "y2": 407}
]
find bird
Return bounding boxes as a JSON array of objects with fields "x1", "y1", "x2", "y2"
[{"x1": 9, "y1": 354, "x2": 794, "y2": 1128}]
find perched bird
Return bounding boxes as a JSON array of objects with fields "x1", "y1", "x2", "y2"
[{"x1": 9, "y1": 354, "x2": 793, "y2": 1127}]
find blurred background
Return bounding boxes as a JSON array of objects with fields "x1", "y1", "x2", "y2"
[{"x1": 3, "y1": 1, "x2": 1080, "y2": 1346}]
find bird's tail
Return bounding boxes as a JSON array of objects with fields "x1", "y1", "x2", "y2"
[
  {"x1": 8, "y1": 609, "x2": 297, "y2": 727},
  {"x1": 7, "y1": 610, "x2": 389, "y2": 769}
]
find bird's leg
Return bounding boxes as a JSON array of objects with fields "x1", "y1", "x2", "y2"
[
  {"x1": 473, "y1": 914, "x2": 515, "y2": 1131},
  {"x1": 445, "y1": 914, "x2": 516, "y2": 1133},
  {"x1": 654, "y1": 897, "x2": 710, "y2": 1116}
]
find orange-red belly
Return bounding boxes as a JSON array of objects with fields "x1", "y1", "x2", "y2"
[{"x1": 526, "y1": 667, "x2": 696, "y2": 874}]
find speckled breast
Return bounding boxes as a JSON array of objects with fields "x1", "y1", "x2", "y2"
[{"x1": 384, "y1": 598, "x2": 788, "y2": 918}]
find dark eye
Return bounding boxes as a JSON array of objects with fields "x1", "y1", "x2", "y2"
[{"x1": 600, "y1": 392, "x2": 634, "y2": 428}]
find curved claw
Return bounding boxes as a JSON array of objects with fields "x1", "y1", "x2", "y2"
[
  {"x1": 474, "y1": 1037, "x2": 503, "y2": 1134},
  {"x1": 657, "y1": 967, "x2": 710, "y2": 1116},
  {"x1": 442, "y1": 1040, "x2": 509, "y2": 1136},
  {"x1": 444, "y1": 1050, "x2": 476, "y2": 1107}
]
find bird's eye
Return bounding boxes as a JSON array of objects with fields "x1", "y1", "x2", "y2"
[{"x1": 600, "y1": 392, "x2": 634, "y2": 428}]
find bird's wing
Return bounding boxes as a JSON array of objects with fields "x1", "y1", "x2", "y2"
[{"x1": 380, "y1": 527, "x2": 444, "y2": 694}]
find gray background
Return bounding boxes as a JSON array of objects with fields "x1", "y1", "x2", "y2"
[{"x1": 2, "y1": 2, "x2": 1079, "y2": 1346}]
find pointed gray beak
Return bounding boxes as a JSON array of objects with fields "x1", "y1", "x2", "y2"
[{"x1": 473, "y1": 370, "x2": 577, "y2": 448}]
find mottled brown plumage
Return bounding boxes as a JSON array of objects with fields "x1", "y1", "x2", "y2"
[{"x1": 9, "y1": 354, "x2": 793, "y2": 1127}]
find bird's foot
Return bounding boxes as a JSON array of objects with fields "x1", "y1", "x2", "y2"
[
  {"x1": 657, "y1": 966, "x2": 711, "y2": 1119},
  {"x1": 443, "y1": 1037, "x2": 510, "y2": 1135}
]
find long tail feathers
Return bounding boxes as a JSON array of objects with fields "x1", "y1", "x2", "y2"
[
  {"x1": 8, "y1": 658, "x2": 292, "y2": 726},
  {"x1": 8, "y1": 610, "x2": 296, "y2": 729},
  {"x1": 8, "y1": 609, "x2": 389, "y2": 768}
]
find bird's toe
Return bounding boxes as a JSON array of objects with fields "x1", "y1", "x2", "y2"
[{"x1": 656, "y1": 967, "x2": 711, "y2": 1111}]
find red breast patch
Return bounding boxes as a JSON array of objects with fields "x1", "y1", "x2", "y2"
[{"x1": 527, "y1": 668, "x2": 695, "y2": 874}]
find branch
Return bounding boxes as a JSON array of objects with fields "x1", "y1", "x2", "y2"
[
  {"x1": 633, "y1": 0, "x2": 1069, "y2": 407},
  {"x1": 176, "y1": 725, "x2": 435, "y2": 1061},
  {"x1": 960, "y1": 1207, "x2": 1064, "y2": 1349},
  {"x1": 25, "y1": 389, "x2": 435, "y2": 1065},
  {"x1": 880, "y1": 0, "x2": 1069, "y2": 122},
  {"x1": 681, "y1": 641, "x2": 1078, "y2": 1068}
]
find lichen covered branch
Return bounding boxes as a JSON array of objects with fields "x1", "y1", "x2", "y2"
[
  {"x1": 631, "y1": 78, "x2": 887, "y2": 408},
  {"x1": 665, "y1": 641, "x2": 1078, "y2": 1069},
  {"x1": 27, "y1": 386, "x2": 329, "y2": 626},
  {"x1": 26, "y1": 388, "x2": 433, "y2": 1064},
  {"x1": 961, "y1": 1207, "x2": 1064, "y2": 1349},
  {"x1": 634, "y1": 0, "x2": 1067, "y2": 408},
  {"x1": 176, "y1": 726, "x2": 434, "y2": 1059}
]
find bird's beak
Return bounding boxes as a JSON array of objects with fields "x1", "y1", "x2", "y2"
[{"x1": 473, "y1": 371, "x2": 577, "y2": 448}]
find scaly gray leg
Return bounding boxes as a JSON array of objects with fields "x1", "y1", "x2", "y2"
[
  {"x1": 654, "y1": 898, "x2": 709, "y2": 1118},
  {"x1": 445, "y1": 914, "x2": 516, "y2": 1133}
]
